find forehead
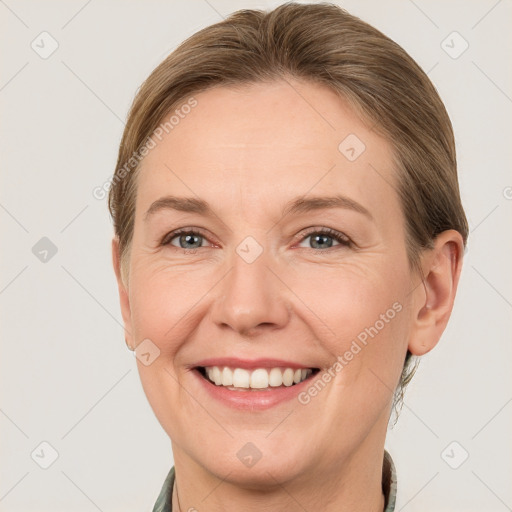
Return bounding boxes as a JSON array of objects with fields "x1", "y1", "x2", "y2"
[{"x1": 135, "y1": 79, "x2": 401, "y2": 223}]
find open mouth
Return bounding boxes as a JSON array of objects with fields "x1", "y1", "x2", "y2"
[{"x1": 196, "y1": 366, "x2": 320, "y2": 391}]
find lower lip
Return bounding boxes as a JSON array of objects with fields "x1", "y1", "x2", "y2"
[{"x1": 193, "y1": 369, "x2": 317, "y2": 410}]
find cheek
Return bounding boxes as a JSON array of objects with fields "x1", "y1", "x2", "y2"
[
  {"x1": 287, "y1": 256, "x2": 411, "y2": 388},
  {"x1": 291, "y1": 254, "x2": 409, "y2": 333},
  {"x1": 128, "y1": 260, "x2": 210, "y2": 355},
  {"x1": 128, "y1": 264, "x2": 211, "y2": 437}
]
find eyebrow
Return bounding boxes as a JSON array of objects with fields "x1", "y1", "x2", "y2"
[{"x1": 144, "y1": 194, "x2": 372, "y2": 222}]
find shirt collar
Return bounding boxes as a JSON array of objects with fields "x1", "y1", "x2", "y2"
[
  {"x1": 152, "y1": 450, "x2": 397, "y2": 511},
  {"x1": 383, "y1": 449, "x2": 397, "y2": 511}
]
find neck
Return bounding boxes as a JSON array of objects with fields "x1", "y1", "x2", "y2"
[{"x1": 171, "y1": 430, "x2": 387, "y2": 512}]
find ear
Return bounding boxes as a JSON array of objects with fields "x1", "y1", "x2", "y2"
[
  {"x1": 112, "y1": 238, "x2": 134, "y2": 351},
  {"x1": 408, "y1": 230, "x2": 464, "y2": 356}
]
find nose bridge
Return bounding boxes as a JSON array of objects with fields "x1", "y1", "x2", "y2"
[{"x1": 211, "y1": 235, "x2": 290, "y2": 335}]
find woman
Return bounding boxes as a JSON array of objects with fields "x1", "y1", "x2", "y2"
[{"x1": 109, "y1": 3, "x2": 468, "y2": 511}]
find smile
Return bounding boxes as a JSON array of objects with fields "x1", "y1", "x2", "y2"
[{"x1": 197, "y1": 365, "x2": 319, "y2": 391}]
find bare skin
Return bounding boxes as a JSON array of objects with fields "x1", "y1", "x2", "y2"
[{"x1": 112, "y1": 78, "x2": 464, "y2": 511}]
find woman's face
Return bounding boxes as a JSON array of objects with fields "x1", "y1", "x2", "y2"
[{"x1": 117, "y1": 79, "x2": 420, "y2": 484}]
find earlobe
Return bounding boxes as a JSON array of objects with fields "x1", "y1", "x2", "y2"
[
  {"x1": 408, "y1": 230, "x2": 464, "y2": 356},
  {"x1": 112, "y1": 238, "x2": 134, "y2": 351}
]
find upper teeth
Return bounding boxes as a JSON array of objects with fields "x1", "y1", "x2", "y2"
[{"x1": 205, "y1": 366, "x2": 312, "y2": 389}]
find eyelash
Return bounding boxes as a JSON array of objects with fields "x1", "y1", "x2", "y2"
[{"x1": 160, "y1": 227, "x2": 353, "y2": 252}]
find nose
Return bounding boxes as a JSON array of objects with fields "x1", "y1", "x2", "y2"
[{"x1": 209, "y1": 247, "x2": 291, "y2": 338}]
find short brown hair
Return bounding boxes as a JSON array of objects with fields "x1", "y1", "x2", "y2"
[{"x1": 108, "y1": 2, "x2": 468, "y2": 409}]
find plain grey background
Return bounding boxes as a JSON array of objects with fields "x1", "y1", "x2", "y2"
[{"x1": 1, "y1": 0, "x2": 511, "y2": 510}]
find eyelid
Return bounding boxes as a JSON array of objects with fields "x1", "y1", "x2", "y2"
[
  {"x1": 293, "y1": 226, "x2": 351, "y2": 244},
  {"x1": 160, "y1": 227, "x2": 215, "y2": 247}
]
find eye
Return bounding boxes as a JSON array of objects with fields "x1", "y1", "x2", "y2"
[
  {"x1": 160, "y1": 227, "x2": 352, "y2": 252},
  {"x1": 296, "y1": 227, "x2": 352, "y2": 250},
  {"x1": 161, "y1": 229, "x2": 210, "y2": 250}
]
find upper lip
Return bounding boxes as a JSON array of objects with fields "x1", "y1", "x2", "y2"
[{"x1": 193, "y1": 357, "x2": 318, "y2": 370}]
